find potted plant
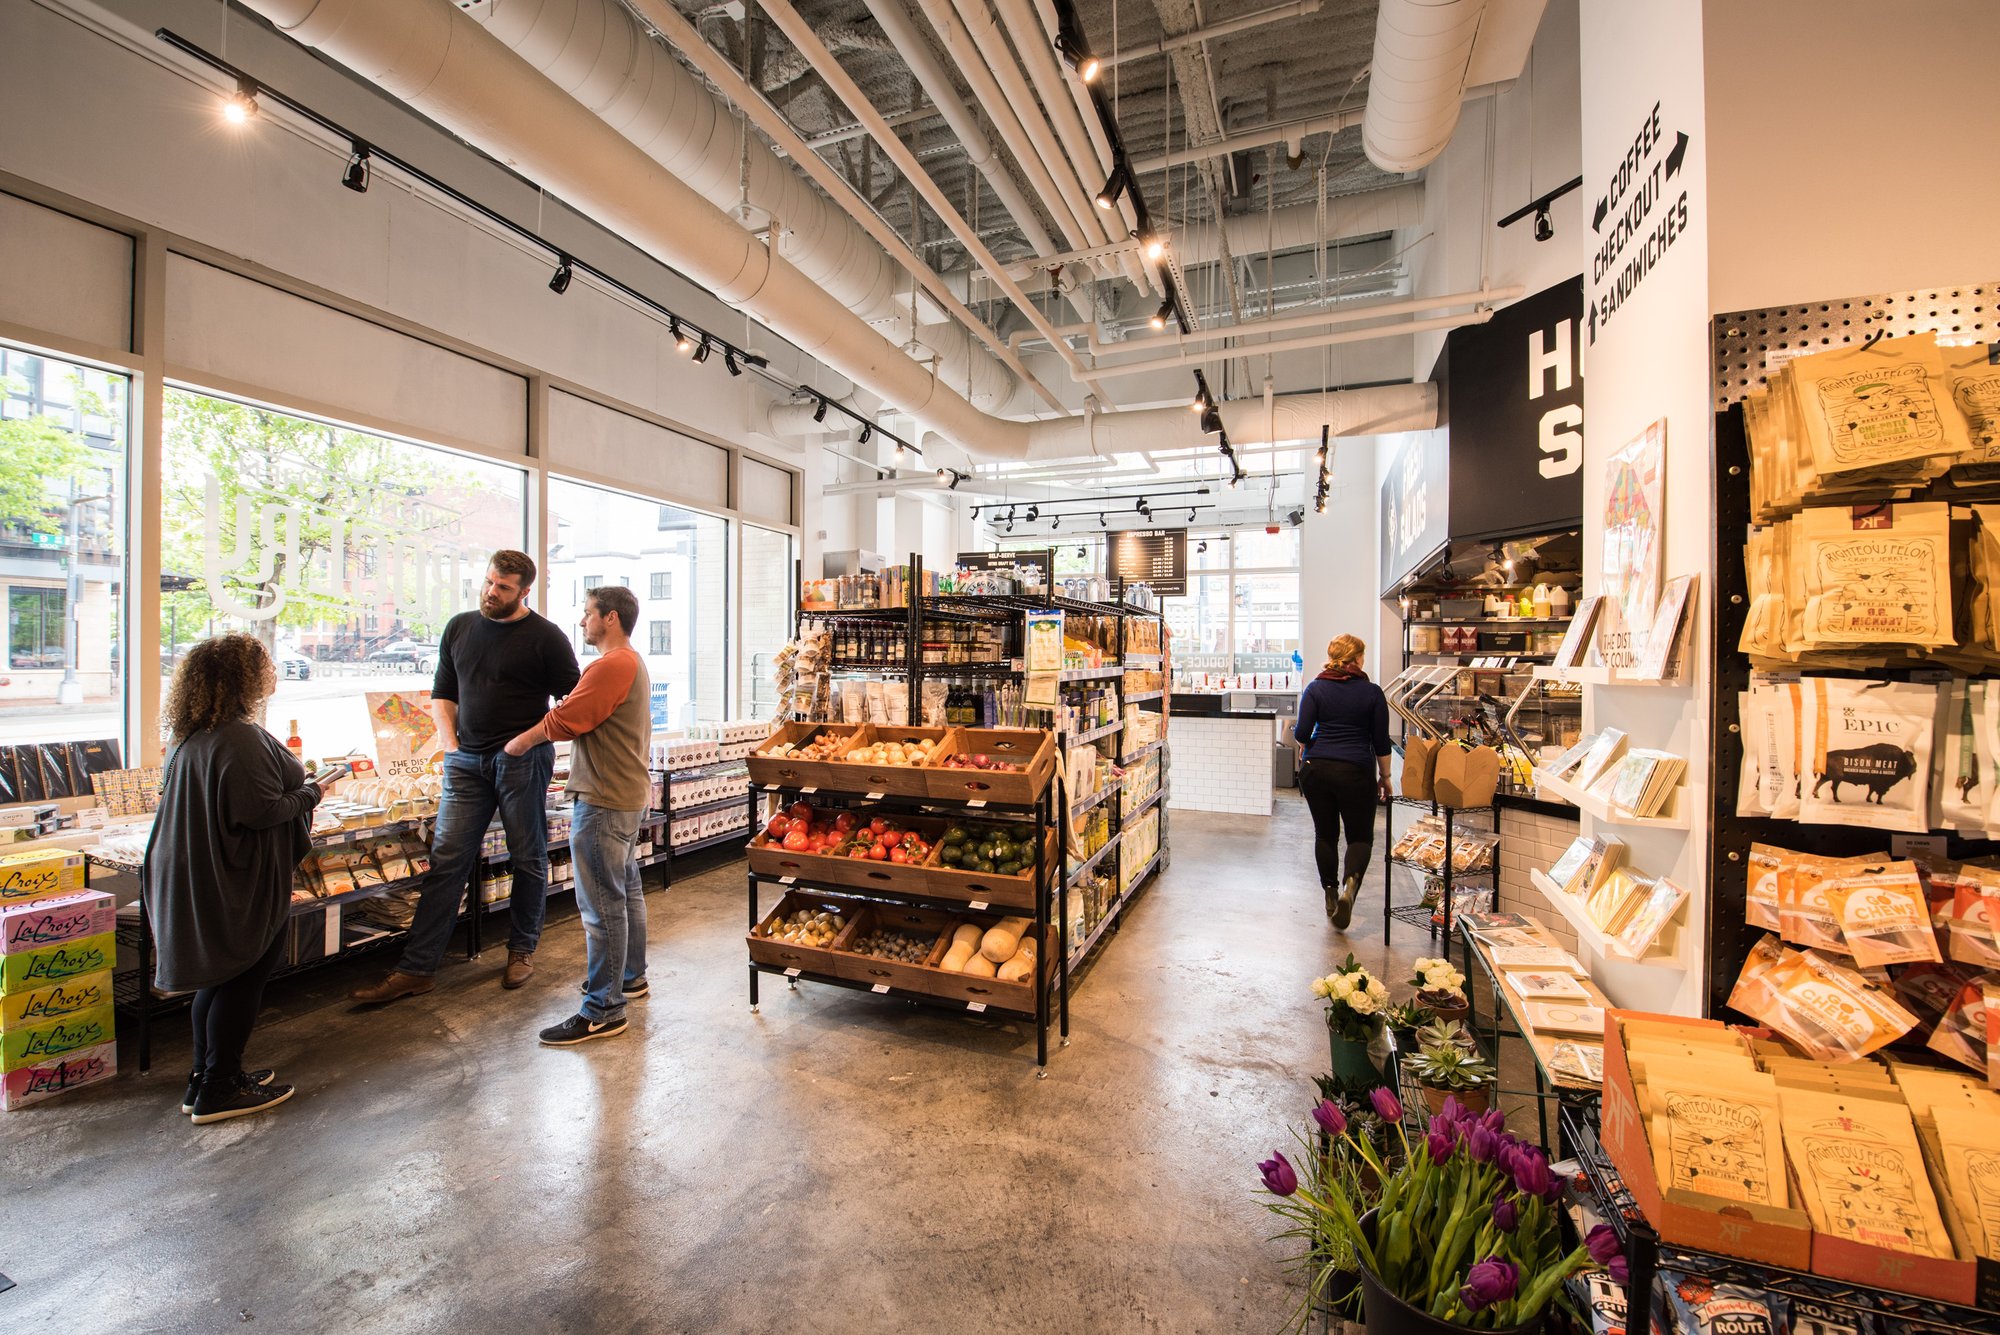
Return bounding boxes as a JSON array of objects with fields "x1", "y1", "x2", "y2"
[
  {"x1": 1385, "y1": 1000, "x2": 1435, "y2": 1057},
  {"x1": 1410, "y1": 957, "x2": 1469, "y2": 1026},
  {"x1": 1259, "y1": 1091, "x2": 1622, "y2": 1335},
  {"x1": 1403, "y1": 1020, "x2": 1496, "y2": 1116},
  {"x1": 1313, "y1": 955, "x2": 1391, "y2": 1094},
  {"x1": 1258, "y1": 1097, "x2": 1384, "y2": 1329}
]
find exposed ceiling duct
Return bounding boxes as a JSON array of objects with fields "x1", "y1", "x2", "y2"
[
  {"x1": 240, "y1": 0, "x2": 1437, "y2": 459},
  {"x1": 1360, "y1": 0, "x2": 1549, "y2": 172}
]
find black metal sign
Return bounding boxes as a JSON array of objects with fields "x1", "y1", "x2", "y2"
[
  {"x1": 1109, "y1": 529, "x2": 1186, "y2": 597},
  {"x1": 958, "y1": 548, "x2": 1055, "y2": 592},
  {"x1": 1379, "y1": 428, "x2": 1450, "y2": 596}
]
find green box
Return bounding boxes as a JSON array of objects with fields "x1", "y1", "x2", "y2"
[
  {"x1": 1, "y1": 1003, "x2": 113, "y2": 1072},
  {"x1": 0, "y1": 932, "x2": 115, "y2": 996}
]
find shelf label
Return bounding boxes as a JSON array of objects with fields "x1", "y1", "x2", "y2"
[
  {"x1": 968, "y1": 900, "x2": 989, "y2": 911},
  {"x1": 966, "y1": 1001, "x2": 987, "y2": 1013},
  {"x1": 871, "y1": 983, "x2": 891, "y2": 994},
  {"x1": 784, "y1": 967, "x2": 801, "y2": 977},
  {"x1": 966, "y1": 799, "x2": 987, "y2": 809},
  {"x1": 780, "y1": 875, "x2": 796, "y2": 885},
  {"x1": 865, "y1": 792, "x2": 885, "y2": 801},
  {"x1": 324, "y1": 904, "x2": 342, "y2": 955},
  {"x1": 799, "y1": 786, "x2": 818, "y2": 794}
]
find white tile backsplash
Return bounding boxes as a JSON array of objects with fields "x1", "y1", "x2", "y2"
[{"x1": 1163, "y1": 716, "x2": 1272, "y2": 816}]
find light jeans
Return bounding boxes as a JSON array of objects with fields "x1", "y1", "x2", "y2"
[{"x1": 571, "y1": 799, "x2": 648, "y2": 1022}]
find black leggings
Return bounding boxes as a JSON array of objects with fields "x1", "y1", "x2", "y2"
[
  {"x1": 1300, "y1": 758, "x2": 1379, "y2": 889},
  {"x1": 190, "y1": 928, "x2": 287, "y2": 1081}
]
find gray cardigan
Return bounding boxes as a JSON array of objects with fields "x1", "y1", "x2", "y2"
[{"x1": 143, "y1": 721, "x2": 320, "y2": 992}]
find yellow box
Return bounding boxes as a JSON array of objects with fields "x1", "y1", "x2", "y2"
[
  {"x1": 1, "y1": 970, "x2": 113, "y2": 1029},
  {"x1": 0, "y1": 848, "x2": 87, "y2": 906},
  {"x1": 2, "y1": 1003, "x2": 113, "y2": 1072}
]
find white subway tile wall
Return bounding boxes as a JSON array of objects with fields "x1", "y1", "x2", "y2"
[
  {"x1": 1496, "y1": 808, "x2": 1583, "y2": 953},
  {"x1": 1162, "y1": 716, "x2": 1272, "y2": 817}
]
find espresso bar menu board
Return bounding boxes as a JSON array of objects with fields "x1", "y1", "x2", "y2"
[
  {"x1": 1109, "y1": 529, "x2": 1186, "y2": 597},
  {"x1": 957, "y1": 549, "x2": 1054, "y2": 591}
]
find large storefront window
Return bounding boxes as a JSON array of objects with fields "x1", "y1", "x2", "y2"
[
  {"x1": 0, "y1": 346, "x2": 128, "y2": 784},
  {"x1": 162, "y1": 389, "x2": 526, "y2": 760},
  {"x1": 740, "y1": 524, "x2": 794, "y2": 720},
  {"x1": 1165, "y1": 530, "x2": 1302, "y2": 682},
  {"x1": 547, "y1": 479, "x2": 728, "y2": 729}
]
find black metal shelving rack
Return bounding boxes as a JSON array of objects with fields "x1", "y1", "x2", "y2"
[
  {"x1": 744, "y1": 774, "x2": 1066, "y2": 1071},
  {"x1": 1380, "y1": 795, "x2": 1496, "y2": 971},
  {"x1": 789, "y1": 554, "x2": 1170, "y2": 975}
]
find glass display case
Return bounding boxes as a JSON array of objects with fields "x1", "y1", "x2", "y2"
[{"x1": 1395, "y1": 669, "x2": 1582, "y2": 801}]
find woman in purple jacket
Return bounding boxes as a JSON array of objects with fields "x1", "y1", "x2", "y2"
[{"x1": 1293, "y1": 635, "x2": 1393, "y2": 929}]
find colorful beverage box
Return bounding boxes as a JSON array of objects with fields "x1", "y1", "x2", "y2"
[
  {"x1": 3, "y1": 1041, "x2": 115, "y2": 1110},
  {"x1": 2, "y1": 1003, "x2": 114, "y2": 1072},
  {"x1": 0, "y1": 889, "x2": 115, "y2": 954},
  {"x1": 1, "y1": 931, "x2": 115, "y2": 995},
  {"x1": 0, "y1": 847, "x2": 87, "y2": 906},
  {"x1": 1, "y1": 970, "x2": 113, "y2": 1029}
]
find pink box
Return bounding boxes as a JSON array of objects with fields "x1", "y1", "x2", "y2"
[
  {"x1": 3, "y1": 1040, "x2": 116, "y2": 1110},
  {"x1": 0, "y1": 890, "x2": 116, "y2": 955}
]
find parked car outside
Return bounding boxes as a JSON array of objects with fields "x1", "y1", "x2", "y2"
[{"x1": 275, "y1": 652, "x2": 313, "y2": 681}]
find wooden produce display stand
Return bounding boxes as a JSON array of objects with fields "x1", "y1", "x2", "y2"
[{"x1": 744, "y1": 724, "x2": 1068, "y2": 1070}]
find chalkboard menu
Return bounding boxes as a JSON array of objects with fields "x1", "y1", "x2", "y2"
[
  {"x1": 1109, "y1": 529, "x2": 1187, "y2": 597},
  {"x1": 957, "y1": 548, "x2": 1054, "y2": 593}
]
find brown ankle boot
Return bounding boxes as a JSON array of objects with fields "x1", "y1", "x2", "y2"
[
  {"x1": 503, "y1": 951, "x2": 535, "y2": 989},
  {"x1": 351, "y1": 970, "x2": 435, "y2": 1004}
]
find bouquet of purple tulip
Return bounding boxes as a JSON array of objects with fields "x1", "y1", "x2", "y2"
[{"x1": 1258, "y1": 1088, "x2": 1619, "y2": 1332}]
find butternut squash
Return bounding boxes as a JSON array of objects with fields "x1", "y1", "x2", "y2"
[
  {"x1": 942, "y1": 941, "x2": 978, "y2": 971},
  {"x1": 980, "y1": 916, "x2": 1032, "y2": 963},
  {"x1": 996, "y1": 937, "x2": 1037, "y2": 983},
  {"x1": 959, "y1": 952, "x2": 998, "y2": 978},
  {"x1": 950, "y1": 923, "x2": 984, "y2": 951}
]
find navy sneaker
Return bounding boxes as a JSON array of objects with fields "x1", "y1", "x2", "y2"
[
  {"x1": 191, "y1": 1074, "x2": 295, "y2": 1124},
  {"x1": 539, "y1": 1013, "x2": 628, "y2": 1046},
  {"x1": 183, "y1": 1068, "x2": 275, "y2": 1114}
]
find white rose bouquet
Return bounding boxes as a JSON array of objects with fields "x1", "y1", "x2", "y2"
[
  {"x1": 1409, "y1": 956, "x2": 1467, "y2": 1007},
  {"x1": 1312, "y1": 954, "x2": 1391, "y2": 1043}
]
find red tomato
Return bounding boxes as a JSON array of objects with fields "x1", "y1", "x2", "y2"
[
  {"x1": 782, "y1": 829, "x2": 809, "y2": 851},
  {"x1": 889, "y1": 847, "x2": 909, "y2": 864},
  {"x1": 787, "y1": 801, "x2": 812, "y2": 821},
  {"x1": 868, "y1": 817, "x2": 888, "y2": 835},
  {"x1": 833, "y1": 812, "x2": 858, "y2": 833},
  {"x1": 867, "y1": 844, "x2": 890, "y2": 861},
  {"x1": 764, "y1": 816, "x2": 788, "y2": 838}
]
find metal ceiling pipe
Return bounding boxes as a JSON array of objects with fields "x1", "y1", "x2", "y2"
[
  {"x1": 1098, "y1": 0, "x2": 1325, "y2": 69},
  {"x1": 1160, "y1": 185, "x2": 1424, "y2": 267},
  {"x1": 1130, "y1": 107, "x2": 1368, "y2": 175},
  {"x1": 1361, "y1": 0, "x2": 1490, "y2": 173},
  {"x1": 1076, "y1": 307, "x2": 1495, "y2": 381},
  {"x1": 626, "y1": 0, "x2": 1049, "y2": 410},
  {"x1": 1084, "y1": 284, "x2": 1519, "y2": 356}
]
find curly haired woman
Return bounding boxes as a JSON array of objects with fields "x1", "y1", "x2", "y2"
[
  {"x1": 144, "y1": 634, "x2": 326, "y2": 1123},
  {"x1": 1294, "y1": 634, "x2": 1393, "y2": 930}
]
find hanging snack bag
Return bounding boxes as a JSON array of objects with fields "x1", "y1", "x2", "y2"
[
  {"x1": 1795, "y1": 503, "x2": 1955, "y2": 652},
  {"x1": 1663, "y1": 1275, "x2": 1782, "y2": 1335},
  {"x1": 1945, "y1": 340, "x2": 2000, "y2": 474},
  {"x1": 1766, "y1": 680, "x2": 1807, "y2": 821},
  {"x1": 1792, "y1": 334, "x2": 1968, "y2": 480},
  {"x1": 1988, "y1": 981, "x2": 2000, "y2": 1091},
  {"x1": 1783, "y1": 1296, "x2": 1875, "y2": 1335},
  {"x1": 1779, "y1": 851, "x2": 1864, "y2": 953},
  {"x1": 1746, "y1": 843, "x2": 1789, "y2": 931},
  {"x1": 1929, "y1": 981, "x2": 1989, "y2": 1074},
  {"x1": 1822, "y1": 861, "x2": 1940, "y2": 967},
  {"x1": 1734, "y1": 939, "x2": 1917, "y2": 1060},
  {"x1": 1943, "y1": 680, "x2": 1994, "y2": 833},
  {"x1": 1891, "y1": 959, "x2": 1976, "y2": 1028},
  {"x1": 1798, "y1": 678, "x2": 1937, "y2": 832},
  {"x1": 1948, "y1": 869, "x2": 2000, "y2": 968}
]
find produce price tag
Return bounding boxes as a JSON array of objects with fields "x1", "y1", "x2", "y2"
[
  {"x1": 1012, "y1": 658, "x2": 1024, "y2": 672},
  {"x1": 966, "y1": 1002, "x2": 987, "y2": 1013},
  {"x1": 784, "y1": 967, "x2": 801, "y2": 977},
  {"x1": 800, "y1": 786, "x2": 817, "y2": 794},
  {"x1": 871, "y1": 984, "x2": 890, "y2": 994},
  {"x1": 968, "y1": 901, "x2": 989, "y2": 911},
  {"x1": 966, "y1": 799, "x2": 987, "y2": 808},
  {"x1": 780, "y1": 876, "x2": 796, "y2": 885},
  {"x1": 865, "y1": 792, "x2": 885, "y2": 801}
]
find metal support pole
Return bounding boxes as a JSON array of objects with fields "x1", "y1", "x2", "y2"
[{"x1": 748, "y1": 783, "x2": 762, "y2": 1010}]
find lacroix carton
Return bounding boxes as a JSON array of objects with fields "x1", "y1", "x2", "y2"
[
  {"x1": 1, "y1": 932, "x2": 114, "y2": 995},
  {"x1": 3, "y1": 1041, "x2": 115, "y2": 1109},
  {"x1": 0, "y1": 848, "x2": 86, "y2": 906},
  {"x1": 0, "y1": 889, "x2": 115, "y2": 954},
  {"x1": 1, "y1": 970, "x2": 113, "y2": 1029},
  {"x1": 1, "y1": 1003, "x2": 113, "y2": 1072}
]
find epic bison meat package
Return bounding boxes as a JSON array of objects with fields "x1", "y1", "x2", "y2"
[{"x1": 1798, "y1": 677, "x2": 1938, "y2": 832}]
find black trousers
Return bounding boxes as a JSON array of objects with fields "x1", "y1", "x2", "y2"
[
  {"x1": 190, "y1": 928, "x2": 287, "y2": 1081},
  {"x1": 1300, "y1": 758, "x2": 1379, "y2": 890}
]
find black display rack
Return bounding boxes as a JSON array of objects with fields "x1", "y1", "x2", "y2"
[{"x1": 1381, "y1": 796, "x2": 1496, "y2": 970}]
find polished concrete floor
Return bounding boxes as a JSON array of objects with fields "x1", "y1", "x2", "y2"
[{"x1": 4, "y1": 797, "x2": 1476, "y2": 1334}]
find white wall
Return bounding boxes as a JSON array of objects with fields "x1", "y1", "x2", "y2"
[
  {"x1": 1702, "y1": 0, "x2": 2000, "y2": 314},
  {"x1": 1300, "y1": 437, "x2": 1383, "y2": 669}
]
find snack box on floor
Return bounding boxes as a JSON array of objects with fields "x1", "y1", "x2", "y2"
[
  {"x1": 3, "y1": 1040, "x2": 115, "y2": 1110},
  {"x1": 0, "y1": 847, "x2": 87, "y2": 906},
  {"x1": 1, "y1": 970, "x2": 113, "y2": 1028},
  {"x1": 1, "y1": 889, "x2": 116, "y2": 954},
  {"x1": 1, "y1": 931, "x2": 116, "y2": 995},
  {"x1": 2, "y1": 1002, "x2": 114, "y2": 1073}
]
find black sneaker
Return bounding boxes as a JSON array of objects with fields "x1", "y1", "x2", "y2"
[
  {"x1": 190, "y1": 1074, "x2": 295, "y2": 1124},
  {"x1": 1332, "y1": 875, "x2": 1361, "y2": 930},
  {"x1": 182, "y1": 1068, "x2": 275, "y2": 1114},
  {"x1": 578, "y1": 978, "x2": 649, "y2": 1000},
  {"x1": 539, "y1": 1013, "x2": 628, "y2": 1046}
]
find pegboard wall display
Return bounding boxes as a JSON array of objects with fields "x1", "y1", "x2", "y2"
[
  {"x1": 1711, "y1": 284, "x2": 1997, "y2": 410},
  {"x1": 1703, "y1": 278, "x2": 2000, "y2": 1019}
]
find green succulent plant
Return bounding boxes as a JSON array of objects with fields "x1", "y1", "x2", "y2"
[{"x1": 1406, "y1": 1021, "x2": 1495, "y2": 1091}]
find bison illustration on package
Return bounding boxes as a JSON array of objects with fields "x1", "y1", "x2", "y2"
[{"x1": 1811, "y1": 743, "x2": 1918, "y2": 804}]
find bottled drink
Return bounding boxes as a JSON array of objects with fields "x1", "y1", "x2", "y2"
[{"x1": 285, "y1": 719, "x2": 304, "y2": 765}]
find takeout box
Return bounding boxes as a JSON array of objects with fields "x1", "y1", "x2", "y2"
[
  {"x1": 744, "y1": 723, "x2": 863, "y2": 791},
  {"x1": 1599, "y1": 1009, "x2": 1814, "y2": 1270}
]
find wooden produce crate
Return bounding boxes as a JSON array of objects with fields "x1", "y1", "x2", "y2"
[
  {"x1": 744, "y1": 722, "x2": 862, "y2": 790},
  {"x1": 923, "y1": 825, "x2": 1056, "y2": 910},
  {"x1": 817, "y1": 725, "x2": 954, "y2": 798},
  {"x1": 745, "y1": 813, "x2": 948, "y2": 896},
  {"x1": 923, "y1": 919, "x2": 1045, "y2": 1014},
  {"x1": 826, "y1": 903, "x2": 953, "y2": 992},
  {"x1": 746, "y1": 890, "x2": 866, "y2": 975},
  {"x1": 921, "y1": 727, "x2": 1056, "y2": 804}
]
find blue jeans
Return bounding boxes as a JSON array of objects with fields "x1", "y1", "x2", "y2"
[
  {"x1": 396, "y1": 744, "x2": 555, "y2": 976},
  {"x1": 571, "y1": 800, "x2": 648, "y2": 1022}
]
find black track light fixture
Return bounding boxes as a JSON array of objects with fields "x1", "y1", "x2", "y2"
[
  {"x1": 549, "y1": 254, "x2": 574, "y2": 295},
  {"x1": 1316, "y1": 423, "x2": 1330, "y2": 464},
  {"x1": 672, "y1": 319, "x2": 694, "y2": 355},
  {"x1": 858, "y1": 424, "x2": 874, "y2": 446},
  {"x1": 1150, "y1": 299, "x2": 1173, "y2": 331},
  {"x1": 342, "y1": 144, "x2": 371, "y2": 193},
  {"x1": 813, "y1": 396, "x2": 830, "y2": 424},
  {"x1": 1135, "y1": 498, "x2": 1151, "y2": 519},
  {"x1": 1050, "y1": 515, "x2": 1061, "y2": 530},
  {"x1": 1098, "y1": 512, "x2": 1107, "y2": 528},
  {"x1": 1197, "y1": 540, "x2": 1208, "y2": 554},
  {"x1": 1075, "y1": 546, "x2": 1087, "y2": 560},
  {"x1": 222, "y1": 78, "x2": 258, "y2": 124},
  {"x1": 936, "y1": 466, "x2": 965, "y2": 489},
  {"x1": 724, "y1": 349, "x2": 742, "y2": 376},
  {"x1": 1497, "y1": 175, "x2": 1581, "y2": 240},
  {"x1": 1533, "y1": 203, "x2": 1553, "y2": 243},
  {"x1": 1190, "y1": 369, "x2": 1213, "y2": 412},
  {"x1": 690, "y1": 334, "x2": 711, "y2": 364},
  {"x1": 1094, "y1": 164, "x2": 1128, "y2": 212},
  {"x1": 1200, "y1": 402, "x2": 1224, "y2": 436},
  {"x1": 1187, "y1": 507, "x2": 1197, "y2": 522},
  {"x1": 1053, "y1": 26, "x2": 1100, "y2": 82},
  {"x1": 892, "y1": 440, "x2": 907, "y2": 467},
  {"x1": 1025, "y1": 505, "x2": 1039, "y2": 522}
]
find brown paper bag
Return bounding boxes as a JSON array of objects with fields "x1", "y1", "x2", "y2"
[
  {"x1": 1400, "y1": 735, "x2": 1437, "y2": 800},
  {"x1": 1433, "y1": 743, "x2": 1500, "y2": 808}
]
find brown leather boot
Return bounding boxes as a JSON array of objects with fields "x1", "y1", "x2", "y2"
[
  {"x1": 503, "y1": 951, "x2": 535, "y2": 989},
  {"x1": 351, "y1": 971, "x2": 435, "y2": 1004}
]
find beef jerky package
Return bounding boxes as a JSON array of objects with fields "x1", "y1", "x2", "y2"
[
  {"x1": 1662, "y1": 1274, "x2": 1782, "y2": 1335},
  {"x1": 1766, "y1": 680, "x2": 1806, "y2": 821},
  {"x1": 1738, "y1": 690, "x2": 1773, "y2": 817},
  {"x1": 1793, "y1": 334, "x2": 1968, "y2": 481},
  {"x1": 1929, "y1": 981, "x2": 1989, "y2": 1074},
  {"x1": 1822, "y1": 861, "x2": 1941, "y2": 967},
  {"x1": 1892, "y1": 959, "x2": 1976, "y2": 1028},
  {"x1": 1796, "y1": 503, "x2": 1955, "y2": 652},
  {"x1": 1945, "y1": 340, "x2": 2000, "y2": 478},
  {"x1": 1740, "y1": 526, "x2": 1793, "y2": 665},
  {"x1": 1798, "y1": 677, "x2": 1936, "y2": 832},
  {"x1": 1733, "y1": 939, "x2": 1918, "y2": 1061}
]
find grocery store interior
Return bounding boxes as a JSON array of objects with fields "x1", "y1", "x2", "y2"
[{"x1": 4, "y1": 0, "x2": 2000, "y2": 1331}]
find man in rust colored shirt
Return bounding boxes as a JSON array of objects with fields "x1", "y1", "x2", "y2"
[{"x1": 504, "y1": 585, "x2": 653, "y2": 1045}]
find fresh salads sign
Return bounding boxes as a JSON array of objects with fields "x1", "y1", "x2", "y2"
[
  {"x1": 1586, "y1": 101, "x2": 1694, "y2": 346},
  {"x1": 1378, "y1": 429, "x2": 1449, "y2": 596}
]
